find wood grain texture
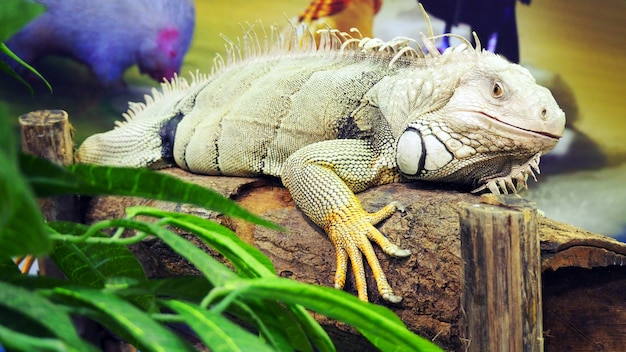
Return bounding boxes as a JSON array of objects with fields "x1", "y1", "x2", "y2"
[
  {"x1": 459, "y1": 195, "x2": 542, "y2": 352},
  {"x1": 19, "y1": 109, "x2": 74, "y2": 166}
]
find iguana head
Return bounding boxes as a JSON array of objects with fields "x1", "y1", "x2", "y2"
[{"x1": 395, "y1": 52, "x2": 566, "y2": 193}]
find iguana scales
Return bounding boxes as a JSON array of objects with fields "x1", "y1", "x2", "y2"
[{"x1": 77, "y1": 12, "x2": 565, "y2": 302}]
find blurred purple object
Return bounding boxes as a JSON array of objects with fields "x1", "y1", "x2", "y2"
[
  {"x1": 419, "y1": 0, "x2": 530, "y2": 63},
  {"x1": 3, "y1": 0, "x2": 195, "y2": 85}
]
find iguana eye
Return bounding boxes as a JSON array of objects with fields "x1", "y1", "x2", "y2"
[{"x1": 491, "y1": 82, "x2": 504, "y2": 98}]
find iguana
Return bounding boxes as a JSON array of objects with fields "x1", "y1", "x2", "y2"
[{"x1": 77, "y1": 11, "x2": 565, "y2": 302}]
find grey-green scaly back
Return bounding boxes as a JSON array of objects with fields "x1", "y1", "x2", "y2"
[{"x1": 77, "y1": 5, "x2": 485, "y2": 168}]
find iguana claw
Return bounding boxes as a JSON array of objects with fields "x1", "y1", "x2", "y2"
[
  {"x1": 382, "y1": 293, "x2": 403, "y2": 303},
  {"x1": 327, "y1": 200, "x2": 409, "y2": 302}
]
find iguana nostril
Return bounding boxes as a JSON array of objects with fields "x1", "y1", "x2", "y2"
[{"x1": 541, "y1": 108, "x2": 547, "y2": 119}]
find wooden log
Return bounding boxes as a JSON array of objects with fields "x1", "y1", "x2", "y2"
[
  {"x1": 459, "y1": 194, "x2": 542, "y2": 352},
  {"x1": 19, "y1": 109, "x2": 78, "y2": 278},
  {"x1": 84, "y1": 169, "x2": 626, "y2": 351},
  {"x1": 19, "y1": 109, "x2": 79, "y2": 223},
  {"x1": 19, "y1": 109, "x2": 74, "y2": 166}
]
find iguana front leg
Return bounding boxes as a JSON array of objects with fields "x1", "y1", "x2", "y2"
[{"x1": 282, "y1": 139, "x2": 410, "y2": 302}]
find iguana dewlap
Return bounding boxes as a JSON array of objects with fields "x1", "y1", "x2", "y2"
[{"x1": 78, "y1": 18, "x2": 565, "y2": 302}]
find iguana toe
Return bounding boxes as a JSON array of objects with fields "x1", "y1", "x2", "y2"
[
  {"x1": 390, "y1": 200, "x2": 406, "y2": 213},
  {"x1": 382, "y1": 292, "x2": 403, "y2": 303},
  {"x1": 387, "y1": 246, "x2": 411, "y2": 257},
  {"x1": 333, "y1": 247, "x2": 349, "y2": 290},
  {"x1": 327, "y1": 206, "x2": 406, "y2": 302},
  {"x1": 366, "y1": 200, "x2": 404, "y2": 225}
]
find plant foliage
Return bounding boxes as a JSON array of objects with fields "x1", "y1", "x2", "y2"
[{"x1": 0, "y1": 0, "x2": 52, "y2": 93}]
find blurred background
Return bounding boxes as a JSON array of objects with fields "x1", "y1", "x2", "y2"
[{"x1": 1, "y1": 0, "x2": 624, "y2": 239}]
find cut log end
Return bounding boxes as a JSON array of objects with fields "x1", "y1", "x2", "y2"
[{"x1": 19, "y1": 109, "x2": 75, "y2": 165}]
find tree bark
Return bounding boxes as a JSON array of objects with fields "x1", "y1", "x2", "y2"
[{"x1": 84, "y1": 168, "x2": 626, "y2": 351}]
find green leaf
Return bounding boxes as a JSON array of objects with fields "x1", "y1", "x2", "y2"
[
  {"x1": 0, "y1": 111, "x2": 50, "y2": 257},
  {"x1": 47, "y1": 221, "x2": 155, "y2": 310},
  {"x1": 287, "y1": 304, "x2": 336, "y2": 352},
  {"x1": 105, "y1": 218, "x2": 239, "y2": 287},
  {"x1": 104, "y1": 277, "x2": 301, "y2": 351},
  {"x1": 0, "y1": 324, "x2": 79, "y2": 352},
  {"x1": 106, "y1": 276, "x2": 213, "y2": 303},
  {"x1": 253, "y1": 301, "x2": 319, "y2": 352},
  {"x1": 126, "y1": 210, "x2": 332, "y2": 352},
  {"x1": 19, "y1": 154, "x2": 280, "y2": 229},
  {"x1": 0, "y1": 256, "x2": 21, "y2": 280},
  {"x1": 105, "y1": 275, "x2": 318, "y2": 352},
  {"x1": 0, "y1": 0, "x2": 45, "y2": 42},
  {"x1": 129, "y1": 207, "x2": 275, "y2": 277},
  {"x1": 0, "y1": 274, "x2": 69, "y2": 291},
  {"x1": 163, "y1": 300, "x2": 275, "y2": 352},
  {"x1": 48, "y1": 222, "x2": 147, "y2": 287},
  {"x1": 1, "y1": 43, "x2": 52, "y2": 92},
  {"x1": 224, "y1": 278, "x2": 444, "y2": 352},
  {"x1": 124, "y1": 209, "x2": 330, "y2": 351},
  {"x1": 105, "y1": 215, "x2": 325, "y2": 351},
  {"x1": 0, "y1": 56, "x2": 34, "y2": 95},
  {"x1": 231, "y1": 300, "x2": 297, "y2": 351},
  {"x1": 141, "y1": 221, "x2": 240, "y2": 287},
  {"x1": 0, "y1": 0, "x2": 51, "y2": 92},
  {"x1": 50, "y1": 287, "x2": 195, "y2": 352},
  {"x1": 0, "y1": 281, "x2": 98, "y2": 351}
]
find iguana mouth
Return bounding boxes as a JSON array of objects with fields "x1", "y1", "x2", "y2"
[{"x1": 479, "y1": 112, "x2": 561, "y2": 140}]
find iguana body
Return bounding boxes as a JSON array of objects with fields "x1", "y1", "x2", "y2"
[{"x1": 78, "y1": 17, "x2": 565, "y2": 302}]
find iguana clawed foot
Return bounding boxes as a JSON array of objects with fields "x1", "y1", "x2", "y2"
[{"x1": 325, "y1": 201, "x2": 410, "y2": 303}]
